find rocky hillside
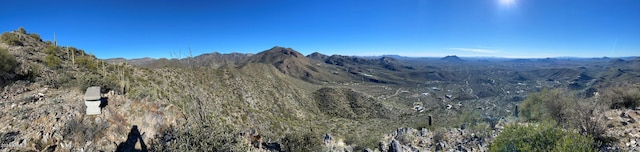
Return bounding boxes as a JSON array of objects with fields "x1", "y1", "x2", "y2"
[
  {"x1": 0, "y1": 28, "x2": 406, "y2": 151},
  {"x1": 0, "y1": 28, "x2": 185, "y2": 151}
]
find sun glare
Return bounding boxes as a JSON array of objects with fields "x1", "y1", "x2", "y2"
[{"x1": 499, "y1": 0, "x2": 516, "y2": 7}]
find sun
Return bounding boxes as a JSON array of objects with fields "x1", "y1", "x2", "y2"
[{"x1": 499, "y1": 0, "x2": 516, "y2": 7}]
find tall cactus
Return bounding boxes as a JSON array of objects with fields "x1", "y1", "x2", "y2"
[{"x1": 68, "y1": 48, "x2": 75, "y2": 65}]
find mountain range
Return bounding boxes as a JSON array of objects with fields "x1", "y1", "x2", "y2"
[{"x1": 2, "y1": 28, "x2": 640, "y2": 151}]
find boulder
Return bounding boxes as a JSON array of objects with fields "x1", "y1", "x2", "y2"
[
  {"x1": 389, "y1": 139, "x2": 401, "y2": 152},
  {"x1": 379, "y1": 141, "x2": 387, "y2": 152}
]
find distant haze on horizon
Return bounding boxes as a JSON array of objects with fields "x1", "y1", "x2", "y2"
[{"x1": 2, "y1": 0, "x2": 638, "y2": 59}]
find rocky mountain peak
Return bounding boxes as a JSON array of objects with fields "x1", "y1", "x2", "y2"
[
  {"x1": 267, "y1": 46, "x2": 303, "y2": 58},
  {"x1": 247, "y1": 46, "x2": 326, "y2": 83},
  {"x1": 249, "y1": 46, "x2": 308, "y2": 64}
]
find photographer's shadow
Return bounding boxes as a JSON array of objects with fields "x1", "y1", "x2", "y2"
[{"x1": 116, "y1": 125, "x2": 147, "y2": 152}]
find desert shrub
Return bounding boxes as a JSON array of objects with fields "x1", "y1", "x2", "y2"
[
  {"x1": 0, "y1": 48, "x2": 18, "y2": 75},
  {"x1": 568, "y1": 98, "x2": 616, "y2": 148},
  {"x1": 456, "y1": 108, "x2": 483, "y2": 127},
  {"x1": 520, "y1": 89, "x2": 571, "y2": 123},
  {"x1": 29, "y1": 33, "x2": 41, "y2": 41},
  {"x1": 44, "y1": 54, "x2": 62, "y2": 69},
  {"x1": 519, "y1": 89, "x2": 614, "y2": 148},
  {"x1": 44, "y1": 45, "x2": 62, "y2": 69},
  {"x1": 149, "y1": 125, "x2": 248, "y2": 152},
  {"x1": 490, "y1": 121, "x2": 595, "y2": 152},
  {"x1": 0, "y1": 48, "x2": 19, "y2": 86},
  {"x1": 26, "y1": 63, "x2": 41, "y2": 81},
  {"x1": 60, "y1": 118, "x2": 109, "y2": 143},
  {"x1": 605, "y1": 86, "x2": 640, "y2": 109},
  {"x1": 281, "y1": 131, "x2": 322, "y2": 152},
  {"x1": 0, "y1": 32, "x2": 22, "y2": 46},
  {"x1": 77, "y1": 73, "x2": 119, "y2": 93},
  {"x1": 45, "y1": 45, "x2": 57, "y2": 54},
  {"x1": 76, "y1": 55, "x2": 98, "y2": 72},
  {"x1": 45, "y1": 72, "x2": 73, "y2": 89}
]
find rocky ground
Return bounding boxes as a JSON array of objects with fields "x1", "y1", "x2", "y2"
[
  {"x1": 0, "y1": 81, "x2": 184, "y2": 151},
  {"x1": 604, "y1": 108, "x2": 640, "y2": 151},
  {"x1": 321, "y1": 118, "x2": 513, "y2": 152}
]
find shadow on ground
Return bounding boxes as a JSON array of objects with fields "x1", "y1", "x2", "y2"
[
  {"x1": 99, "y1": 97, "x2": 109, "y2": 109},
  {"x1": 116, "y1": 125, "x2": 147, "y2": 152}
]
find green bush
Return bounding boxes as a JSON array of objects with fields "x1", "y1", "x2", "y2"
[
  {"x1": 520, "y1": 89, "x2": 571, "y2": 123},
  {"x1": 520, "y1": 89, "x2": 614, "y2": 147},
  {"x1": 45, "y1": 45, "x2": 57, "y2": 54},
  {"x1": 0, "y1": 48, "x2": 18, "y2": 75},
  {"x1": 0, "y1": 32, "x2": 22, "y2": 46},
  {"x1": 44, "y1": 54, "x2": 62, "y2": 69},
  {"x1": 76, "y1": 55, "x2": 98, "y2": 72},
  {"x1": 490, "y1": 121, "x2": 595, "y2": 152}
]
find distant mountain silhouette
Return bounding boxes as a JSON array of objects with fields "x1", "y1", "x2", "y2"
[{"x1": 441, "y1": 55, "x2": 463, "y2": 62}]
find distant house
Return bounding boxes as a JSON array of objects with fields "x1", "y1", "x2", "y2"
[{"x1": 84, "y1": 86, "x2": 101, "y2": 115}]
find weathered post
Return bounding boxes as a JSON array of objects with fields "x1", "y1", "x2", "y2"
[
  {"x1": 428, "y1": 115, "x2": 433, "y2": 126},
  {"x1": 515, "y1": 106, "x2": 519, "y2": 117}
]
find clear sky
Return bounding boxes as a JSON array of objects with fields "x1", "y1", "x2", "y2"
[{"x1": 1, "y1": 0, "x2": 639, "y2": 59}]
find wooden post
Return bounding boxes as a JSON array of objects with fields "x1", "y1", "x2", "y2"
[
  {"x1": 428, "y1": 115, "x2": 432, "y2": 126},
  {"x1": 515, "y1": 106, "x2": 519, "y2": 117}
]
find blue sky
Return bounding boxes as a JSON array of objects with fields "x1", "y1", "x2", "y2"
[{"x1": 1, "y1": 0, "x2": 638, "y2": 59}]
